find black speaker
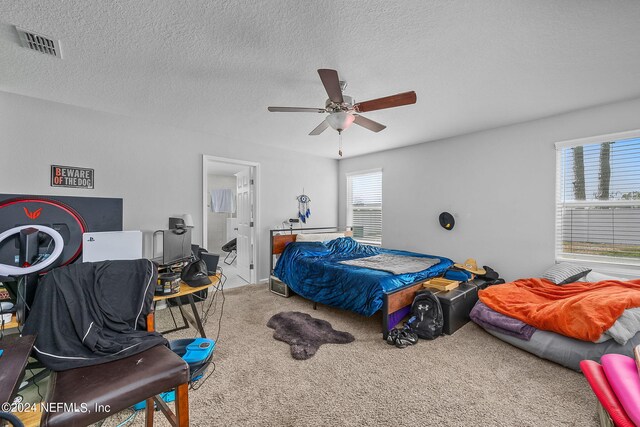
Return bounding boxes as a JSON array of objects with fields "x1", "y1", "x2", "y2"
[{"x1": 200, "y1": 253, "x2": 220, "y2": 275}]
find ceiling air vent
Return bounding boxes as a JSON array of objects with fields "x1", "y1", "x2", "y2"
[{"x1": 15, "y1": 27, "x2": 62, "y2": 59}]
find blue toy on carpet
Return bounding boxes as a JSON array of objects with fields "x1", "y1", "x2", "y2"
[{"x1": 133, "y1": 338, "x2": 215, "y2": 410}]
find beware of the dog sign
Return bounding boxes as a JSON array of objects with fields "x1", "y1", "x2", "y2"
[{"x1": 51, "y1": 165, "x2": 95, "y2": 189}]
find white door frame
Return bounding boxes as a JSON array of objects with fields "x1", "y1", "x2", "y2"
[{"x1": 202, "y1": 155, "x2": 260, "y2": 284}]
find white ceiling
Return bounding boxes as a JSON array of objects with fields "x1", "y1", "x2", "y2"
[{"x1": 2, "y1": 1, "x2": 640, "y2": 159}]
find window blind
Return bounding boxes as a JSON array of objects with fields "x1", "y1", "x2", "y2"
[
  {"x1": 556, "y1": 135, "x2": 640, "y2": 265},
  {"x1": 347, "y1": 170, "x2": 382, "y2": 245}
]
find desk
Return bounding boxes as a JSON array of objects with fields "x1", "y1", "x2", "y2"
[
  {"x1": 12, "y1": 405, "x2": 41, "y2": 427},
  {"x1": 2, "y1": 314, "x2": 18, "y2": 330},
  {"x1": 153, "y1": 274, "x2": 220, "y2": 338},
  {"x1": 1, "y1": 335, "x2": 41, "y2": 427},
  {"x1": 0, "y1": 334, "x2": 36, "y2": 404}
]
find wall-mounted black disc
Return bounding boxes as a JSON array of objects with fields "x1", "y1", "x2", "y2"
[{"x1": 439, "y1": 212, "x2": 455, "y2": 231}]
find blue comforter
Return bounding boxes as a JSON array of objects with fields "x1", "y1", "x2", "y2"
[{"x1": 273, "y1": 237, "x2": 452, "y2": 316}]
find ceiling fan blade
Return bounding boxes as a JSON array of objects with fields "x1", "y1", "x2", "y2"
[
  {"x1": 353, "y1": 115, "x2": 386, "y2": 133},
  {"x1": 354, "y1": 91, "x2": 417, "y2": 113},
  {"x1": 309, "y1": 120, "x2": 329, "y2": 136},
  {"x1": 268, "y1": 106, "x2": 326, "y2": 113},
  {"x1": 317, "y1": 69, "x2": 344, "y2": 104}
]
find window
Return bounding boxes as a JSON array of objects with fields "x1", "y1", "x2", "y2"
[
  {"x1": 347, "y1": 169, "x2": 382, "y2": 245},
  {"x1": 556, "y1": 131, "x2": 640, "y2": 268}
]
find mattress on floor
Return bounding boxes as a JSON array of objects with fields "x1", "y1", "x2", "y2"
[{"x1": 481, "y1": 326, "x2": 640, "y2": 372}]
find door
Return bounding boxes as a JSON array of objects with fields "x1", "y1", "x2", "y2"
[{"x1": 236, "y1": 168, "x2": 253, "y2": 283}]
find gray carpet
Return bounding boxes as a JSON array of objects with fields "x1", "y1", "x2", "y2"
[{"x1": 117, "y1": 284, "x2": 598, "y2": 427}]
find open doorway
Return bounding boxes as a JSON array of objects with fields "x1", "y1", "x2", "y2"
[{"x1": 202, "y1": 155, "x2": 259, "y2": 288}]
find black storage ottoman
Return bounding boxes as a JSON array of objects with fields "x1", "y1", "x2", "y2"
[{"x1": 432, "y1": 279, "x2": 488, "y2": 335}]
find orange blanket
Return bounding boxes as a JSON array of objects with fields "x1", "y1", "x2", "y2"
[{"x1": 478, "y1": 278, "x2": 640, "y2": 342}]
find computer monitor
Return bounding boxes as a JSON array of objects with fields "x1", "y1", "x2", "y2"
[
  {"x1": 162, "y1": 229, "x2": 192, "y2": 266},
  {"x1": 200, "y1": 253, "x2": 220, "y2": 275}
]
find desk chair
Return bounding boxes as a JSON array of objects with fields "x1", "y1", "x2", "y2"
[
  {"x1": 40, "y1": 312, "x2": 189, "y2": 427},
  {"x1": 41, "y1": 344, "x2": 189, "y2": 427},
  {"x1": 16, "y1": 259, "x2": 190, "y2": 426},
  {"x1": 6, "y1": 311, "x2": 189, "y2": 427},
  {"x1": 8, "y1": 344, "x2": 190, "y2": 427}
]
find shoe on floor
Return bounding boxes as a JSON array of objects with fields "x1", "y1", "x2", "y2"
[
  {"x1": 386, "y1": 328, "x2": 401, "y2": 345},
  {"x1": 386, "y1": 328, "x2": 418, "y2": 348},
  {"x1": 394, "y1": 329, "x2": 418, "y2": 348}
]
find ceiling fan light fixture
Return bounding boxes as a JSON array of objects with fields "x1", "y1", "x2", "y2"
[
  {"x1": 267, "y1": 69, "x2": 416, "y2": 139},
  {"x1": 325, "y1": 112, "x2": 355, "y2": 132}
]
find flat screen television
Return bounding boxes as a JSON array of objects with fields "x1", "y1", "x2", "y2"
[{"x1": 162, "y1": 228, "x2": 192, "y2": 266}]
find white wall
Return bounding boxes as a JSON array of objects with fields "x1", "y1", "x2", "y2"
[
  {"x1": 339, "y1": 97, "x2": 640, "y2": 281},
  {"x1": 0, "y1": 91, "x2": 338, "y2": 282},
  {"x1": 206, "y1": 174, "x2": 237, "y2": 252}
]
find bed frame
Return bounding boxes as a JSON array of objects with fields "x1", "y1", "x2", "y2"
[{"x1": 269, "y1": 227, "x2": 433, "y2": 338}]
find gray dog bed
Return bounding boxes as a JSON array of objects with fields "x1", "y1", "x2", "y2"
[{"x1": 267, "y1": 311, "x2": 355, "y2": 360}]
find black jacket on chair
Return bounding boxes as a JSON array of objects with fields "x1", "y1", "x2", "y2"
[{"x1": 23, "y1": 259, "x2": 167, "y2": 371}]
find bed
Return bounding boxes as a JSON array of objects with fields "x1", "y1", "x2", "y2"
[
  {"x1": 484, "y1": 327, "x2": 640, "y2": 372},
  {"x1": 471, "y1": 269, "x2": 640, "y2": 371},
  {"x1": 269, "y1": 228, "x2": 452, "y2": 336}
]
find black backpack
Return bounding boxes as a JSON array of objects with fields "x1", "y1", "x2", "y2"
[{"x1": 406, "y1": 290, "x2": 443, "y2": 340}]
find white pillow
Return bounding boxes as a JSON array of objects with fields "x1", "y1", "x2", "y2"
[
  {"x1": 579, "y1": 271, "x2": 629, "y2": 282},
  {"x1": 296, "y1": 232, "x2": 345, "y2": 242}
]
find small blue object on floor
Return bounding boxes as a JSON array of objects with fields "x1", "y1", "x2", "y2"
[
  {"x1": 170, "y1": 338, "x2": 216, "y2": 381},
  {"x1": 0, "y1": 349, "x2": 3, "y2": 357},
  {"x1": 132, "y1": 338, "x2": 215, "y2": 411}
]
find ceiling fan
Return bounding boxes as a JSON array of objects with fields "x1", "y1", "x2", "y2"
[{"x1": 268, "y1": 69, "x2": 417, "y2": 156}]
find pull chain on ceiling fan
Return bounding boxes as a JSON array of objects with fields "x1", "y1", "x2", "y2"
[{"x1": 268, "y1": 69, "x2": 417, "y2": 156}]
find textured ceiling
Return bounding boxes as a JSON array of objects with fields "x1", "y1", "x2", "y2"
[{"x1": 2, "y1": 1, "x2": 640, "y2": 158}]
